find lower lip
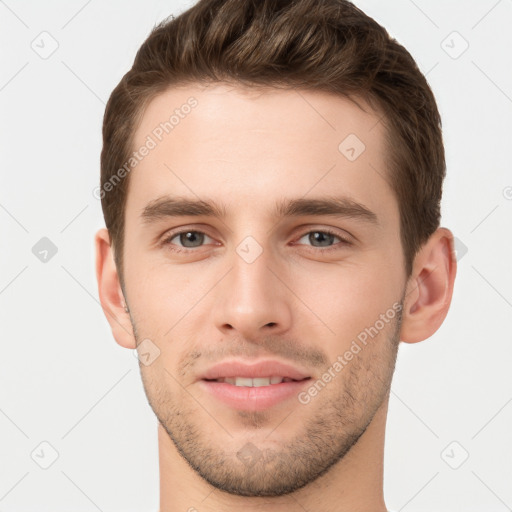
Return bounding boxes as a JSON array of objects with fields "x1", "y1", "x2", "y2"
[{"x1": 198, "y1": 379, "x2": 311, "y2": 411}]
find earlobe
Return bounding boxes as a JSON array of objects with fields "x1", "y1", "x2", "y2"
[
  {"x1": 399, "y1": 227, "x2": 457, "y2": 344},
  {"x1": 94, "y1": 228, "x2": 136, "y2": 349}
]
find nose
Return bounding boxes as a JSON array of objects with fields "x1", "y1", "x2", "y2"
[{"x1": 213, "y1": 245, "x2": 292, "y2": 341}]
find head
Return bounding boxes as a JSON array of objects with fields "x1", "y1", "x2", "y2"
[{"x1": 95, "y1": 0, "x2": 456, "y2": 499}]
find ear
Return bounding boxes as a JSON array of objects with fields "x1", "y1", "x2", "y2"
[
  {"x1": 399, "y1": 227, "x2": 457, "y2": 344},
  {"x1": 94, "y1": 227, "x2": 136, "y2": 349}
]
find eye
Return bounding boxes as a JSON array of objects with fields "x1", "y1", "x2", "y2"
[
  {"x1": 160, "y1": 228, "x2": 352, "y2": 254},
  {"x1": 161, "y1": 230, "x2": 215, "y2": 252},
  {"x1": 295, "y1": 229, "x2": 352, "y2": 251}
]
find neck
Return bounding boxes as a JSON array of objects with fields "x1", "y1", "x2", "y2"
[{"x1": 158, "y1": 392, "x2": 390, "y2": 512}]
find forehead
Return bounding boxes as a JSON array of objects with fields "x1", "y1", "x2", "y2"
[{"x1": 126, "y1": 82, "x2": 396, "y2": 228}]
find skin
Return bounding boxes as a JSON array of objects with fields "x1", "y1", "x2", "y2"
[{"x1": 95, "y1": 83, "x2": 457, "y2": 512}]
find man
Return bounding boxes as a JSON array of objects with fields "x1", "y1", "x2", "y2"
[{"x1": 95, "y1": 0, "x2": 457, "y2": 510}]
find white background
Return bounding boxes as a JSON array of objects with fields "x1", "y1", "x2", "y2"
[{"x1": 1, "y1": 0, "x2": 511, "y2": 510}]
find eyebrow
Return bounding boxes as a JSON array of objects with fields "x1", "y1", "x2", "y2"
[{"x1": 140, "y1": 195, "x2": 379, "y2": 226}]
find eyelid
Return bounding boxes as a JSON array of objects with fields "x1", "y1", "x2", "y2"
[
  {"x1": 159, "y1": 226, "x2": 217, "y2": 249},
  {"x1": 291, "y1": 228, "x2": 353, "y2": 252},
  {"x1": 293, "y1": 225, "x2": 354, "y2": 244},
  {"x1": 159, "y1": 224, "x2": 353, "y2": 252}
]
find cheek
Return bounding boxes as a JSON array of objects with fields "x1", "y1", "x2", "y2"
[
  {"x1": 126, "y1": 238, "x2": 402, "y2": 341},
  {"x1": 290, "y1": 260, "x2": 399, "y2": 342},
  {"x1": 124, "y1": 258, "x2": 180, "y2": 335}
]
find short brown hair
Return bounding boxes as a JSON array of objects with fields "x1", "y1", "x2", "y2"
[{"x1": 100, "y1": 0, "x2": 445, "y2": 288}]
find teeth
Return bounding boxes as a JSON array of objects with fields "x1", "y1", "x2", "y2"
[
  {"x1": 214, "y1": 376, "x2": 297, "y2": 386},
  {"x1": 237, "y1": 377, "x2": 254, "y2": 387}
]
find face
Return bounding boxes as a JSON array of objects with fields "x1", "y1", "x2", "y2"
[{"x1": 122, "y1": 83, "x2": 406, "y2": 496}]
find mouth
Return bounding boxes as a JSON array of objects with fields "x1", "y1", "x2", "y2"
[
  {"x1": 199, "y1": 376, "x2": 312, "y2": 410},
  {"x1": 197, "y1": 359, "x2": 313, "y2": 410},
  {"x1": 203, "y1": 376, "x2": 311, "y2": 386}
]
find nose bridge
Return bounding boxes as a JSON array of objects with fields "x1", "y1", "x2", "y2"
[
  {"x1": 233, "y1": 235, "x2": 271, "y2": 299},
  {"x1": 213, "y1": 231, "x2": 292, "y2": 336}
]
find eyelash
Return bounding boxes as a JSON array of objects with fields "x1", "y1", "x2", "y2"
[{"x1": 160, "y1": 228, "x2": 352, "y2": 254}]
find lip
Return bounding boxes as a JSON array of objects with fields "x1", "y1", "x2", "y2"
[
  {"x1": 198, "y1": 359, "x2": 311, "y2": 381},
  {"x1": 198, "y1": 378, "x2": 311, "y2": 410},
  {"x1": 197, "y1": 359, "x2": 312, "y2": 411}
]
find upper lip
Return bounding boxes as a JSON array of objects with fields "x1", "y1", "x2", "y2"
[{"x1": 199, "y1": 359, "x2": 311, "y2": 381}]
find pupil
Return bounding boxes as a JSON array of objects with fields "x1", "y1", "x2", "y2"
[
  {"x1": 311, "y1": 232, "x2": 333, "y2": 247},
  {"x1": 181, "y1": 232, "x2": 203, "y2": 247}
]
